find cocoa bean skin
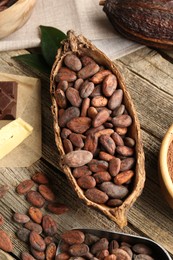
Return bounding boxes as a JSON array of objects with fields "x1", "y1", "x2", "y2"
[
  {"x1": 100, "y1": 182, "x2": 129, "y2": 199},
  {"x1": 64, "y1": 54, "x2": 82, "y2": 71},
  {"x1": 63, "y1": 150, "x2": 93, "y2": 168},
  {"x1": 85, "y1": 188, "x2": 108, "y2": 204}
]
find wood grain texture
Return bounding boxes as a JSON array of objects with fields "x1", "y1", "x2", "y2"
[{"x1": 0, "y1": 47, "x2": 173, "y2": 258}]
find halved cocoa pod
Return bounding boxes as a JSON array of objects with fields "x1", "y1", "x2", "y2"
[
  {"x1": 50, "y1": 30, "x2": 145, "y2": 228},
  {"x1": 100, "y1": 0, "x2": 173, "y2": 50}
]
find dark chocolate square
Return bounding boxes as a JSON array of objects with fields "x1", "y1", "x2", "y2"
[{"x1": 0, "y1": 81, "x2": 18, "y2": 120}]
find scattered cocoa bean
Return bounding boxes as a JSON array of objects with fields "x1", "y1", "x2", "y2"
[
  {"x1": 30, "y1": 231, "x2": 46, "y2": 252},
  {"x1": 13, "y1": 212, "x2": 30, "y2": 224},
  {"x1": 38, "y1": 184, "x2": 56, "y2": 202},
  {"x1": 16, "y1": 180, "x2": 34, "y2": 195},
  {"x1": 16, "y1": 228, "x2": 30, "y2": 243},
  {"x1": 47, "y1": 203, "x2": 69, "y2": 215},
  {"x1": 0, "y1": 230, "x2": 13, "y2": 252},
  {"x1": 26, "y1": 191, "x2": 45, "y2": 208},
  {"x1": 28, "y1": 207, "x2": 43, "y2": 224},
  {"x1": 45, "y1": 242, "x2": 57, "y2": 260},
  {"x1": 42, "y1": 215, "x2": 57, "y2": 236},
  {"x1": 31, "y1": 172, "x2": 49, "y2": 184},
  {"x1": 24, "y1": 221, "x2": 43, "y2": 234}
]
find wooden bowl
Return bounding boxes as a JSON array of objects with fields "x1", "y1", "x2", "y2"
[
  {"x1": 159, "y1": 124, "x2": 173, "y2": 209},
  {"x1": 0, "y1": 0, "x2": 36, "y2": 39}
]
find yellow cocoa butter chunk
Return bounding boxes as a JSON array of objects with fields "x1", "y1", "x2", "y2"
[{"x1": 0, "y1": 118, "x2": 33, "y2": 160}]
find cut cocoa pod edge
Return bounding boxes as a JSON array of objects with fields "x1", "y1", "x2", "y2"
[{"x1": 50, "y1": 30, "x2": 145, "y2": 228}]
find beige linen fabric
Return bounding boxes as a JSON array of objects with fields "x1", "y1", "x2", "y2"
[{"x1": 0, "y1": 0, "x2": 143, "y2": 59}]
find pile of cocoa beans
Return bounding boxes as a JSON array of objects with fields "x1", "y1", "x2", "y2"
[
  {"x1": 56, "y1": 229, "x2": 155, "y2": 260},
  {"x1": 0, "y1": 0, "x2": 17, "y2": 11},
  {"x1": 55, "y1": 54, "x2": 135, "y2": 206}
]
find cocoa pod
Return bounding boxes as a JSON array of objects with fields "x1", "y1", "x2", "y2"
[{"x1": 102, "y1": 0, "x2": 173, "y2": 49}]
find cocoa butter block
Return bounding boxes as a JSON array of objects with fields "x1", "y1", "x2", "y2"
[{"x1": 0, "y1": 81, "x2": 18, "y2": 120}]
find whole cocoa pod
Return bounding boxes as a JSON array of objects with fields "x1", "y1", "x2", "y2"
[{"x1": 101, "y1": 0, "x2": 173, "y2": 49}]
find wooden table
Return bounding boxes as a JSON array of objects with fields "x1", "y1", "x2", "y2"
[{"x1": 0, "y1": 46, "x2": 173, "y2": 260}]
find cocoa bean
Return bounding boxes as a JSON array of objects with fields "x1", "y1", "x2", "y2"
[
  {"x1": 134, "y1": 255, "x2": 154, "y2": 260},
  {"x1": 124, "y1": 137, "x2": 135, "y2": 147},
  {"x1": 26, "y1": 191, "x2": 45, "y2": 208},
  {"x1": 69, "y1": 243, "x2": 89, "y2": 256},
  {"x1": 132, "y1": 244, "x2": 153, "y2": 255},
  {"x1": 38, "y1": 184, "x2": 56, "y2": 202},
  {"x1": 21, "y1": 251, "x2": 36, "y2": 260},
  {"x1": 112, "y1": 104, "x2": 125, "y2": 117},
  {"x1": 13, "y1": 212, "x2": 30, "y2": 223},
  {"x1": 104, "y1": 254, "x2": 117, "y2": 260},
  {"x1": 85, "y1": 188, "x2": 108, "y2": 204},
  {"x1": 84, "y1": 233, "x2": 100, "y2": 246},
  {"x1": 99, "y1": 151, "x2": 115, "y2": 162},
  {"x1": 59, "y1": 107, "x2": 80, "y2": 128},
  {"x1": 91, "y1": 96, "x2": 108, "y2": 107},
  {"x1": 74, "y1": 78, "x2": 84, "y2": 90},
  {"x1": 112, "y1": 248, "x2": 131, "y2": 260},
  {"x1": 77, "y1": 175, "x2": 96, "y2": 189},
  {"x1": 120, "y1": 245, "x2": 133, "y2": 258},
  {"x1": 55, "y1": 252, "x2": 71, "y2": 260},
  {"x1": 93, "y1": 171, "x2": 111, "y2": 183},
  {"x1": 115, "y1": 127, "x2": 128, "y2": 136},
  {"x1": 69, "y1": 133, "x2": 84, "y2": 148},
  {"x1": 92, "y1": 109, "x2": 110, "y2": 128},
  {"x1": 91, "y1": 238, "x2": 109, "y2": 255},
  {"x1": 91, "y1": 70, "x2": 111, "y2": 84},
  {"x1": 31, "y1": 172, "x2": 49, "y2": 184},
  {"x1": 61, "y1": 230, "x2": 85, "y2": 245},
  {"x1": 84, "y1": 134, "x2": 98, "y2": 154},
  {"x1": 64, "y1": 54, "x2": 82, "y2": 71},
  {"x1": 99, "y1": 134, "x2": 116, "y2": 155},
  {"x1": 63, "y1": 150, "x2": 93, "y2": 167},
  {"x1": 96, "y1": 249, "x2": 109, "y2": 259},
  {"x1": 88, "y1": 159, "x2": 108, "y2": 172},
  {"x1": 63, "y1": 139, "x2": 73, "y2": 153},
  {"x1": 104, "y1": 122, "x2": 113, "y2": 128},
  {"x1": 47, "y1": 203, "x2": 69, "y2": 215},
  {"x1": 102, "y1": 74, "x2": 118, "y2": 97},
  {"x1": 0, "y1": 230, "x2": 13, "y2": 252},
  {"x1": 30, "y1": 247, "x2": 45, "y2": 260},
  {"x1": 111, "y1": 132, "x2": 124, "y2": 146},
  {"x1": 73, "y1": 166, "x2": 92, "y2": 178},
  {"x1": 66, "y1": 87, "x2": 82, "y2": 107},
  {"x1": 90, "y1": 85, "x2": 102, "y2": 97},
  {"x1": 81, "y1": 98, "x2": 90, "y2": 117},
  {"x1": 116, "y1": 146, "x2": 134, "y2": 157},
  {"x1": 16, "y1": 180, "x2": 34, "y2": 195},
  {"x1": 106, "y1": 198, "x2": 123, "y2": 207},
  {"x1": 109, "y1": 158, "x2": 121, "y2": 177},
  {"x1": 114, "y1": 170, "x2": 134, "y2": 185},
  {"x1": 94, "y1": 128, "x2": 114, "y2": 138},
  {"x1": 99, "y1": 182, "x2": 129, "y2": 199},
  {"x1": 45, "y1": 242, "x2": 57, "y2": 260},
  {"x1": 81, "y1": 56, "x2": 95, "y2": 66},
  {"x1": 78, "y1": 63, "x2": 100, "y2": 79},
  {"x1": 85, "y1": 125, "x2": 104, "y2": 136},
  {"x1": 67, "y1": 117, "x2": 91, "y2": 134},
  {"x1": 28, "y1": 207, "x2": 43, "y2": 224},
  {"x1": 16, "y1": 228, "x2": 30, "y2": 242},
  {"x1": 42, "y1": 215, "x2": 57, "y2": 236},
  {"x1": 112, "y1": 114, "x2": 132, "y2": 128},
  {"x1": 24, "y1": 221, "x2": 43, "y2": 234},
  {"x1": 57, "y1": 80, "x2": 68, "y2": 92},
  {"x1": 80, "y1": 81, "x2": 95, "y2": 98},
  {"x1": 108, "y1": 89, "x2": 123, "y2": 110},
  {"x1": 56, "y1": 67, "x2": 77, "y2": 82},
  {"x1": 55, "y1": 89, "x2": 67, "y2": 108},
  {"x1": 61, "y1": 128, "x2": 72, "y2": 139}
]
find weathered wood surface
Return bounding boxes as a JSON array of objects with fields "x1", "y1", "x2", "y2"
[{"x1": 0, "y1": 47, "x2": 173, "y2": 259}]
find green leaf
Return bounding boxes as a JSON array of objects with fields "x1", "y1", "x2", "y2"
[
  {"x1": 40, "y1": 25, "x2": 67, "y2": 67},
  {"x1": 13, "y1": 53, "x2": 51, "y2": 75}
]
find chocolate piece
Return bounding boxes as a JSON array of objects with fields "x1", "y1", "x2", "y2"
[{"x1": 0, "y1": 81, "x2": 18, "y2": 120}]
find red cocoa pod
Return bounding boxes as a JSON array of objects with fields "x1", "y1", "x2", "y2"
[
  {"x1": 38, "y1": 184, "x2": 56, "y2": 202},
  {"x1": 81, "y1": 55, "x2": 95, "y2": 66},
  {"x1": 69, "y1": 243, "x2": 89, "y2": 257},
  {"x1": 55, "y1": 252, "x2": 70, "y2": 260},
  {"x1": 108, "y1": 89, "x2": 123, "y2": 110},
  {"x1": 0, "y1": 214, "x2": 4, "y2": 226},
  {"x1": 21, "y1": 251, "x2": 36, "y2": 260},
  {"x1": 16, "y1": 228, "x2": 30, "y2": 242},
  {"x1": 63, "y1": 139, "x2": 73, "y2": 154},
  {"x1": 45, "y1": 242, "x2": 57, "y2": 260},
  {"x1": 24, "y1": 221, "x2": 42, "y2": 234},
  {"x1": 57, "y1": 80, "x2": 68, "y2": 92},
  {"x1": 91, "y1": 70, "x2": 111, "y2": 84},
  {"x1": 84, "y1": 134, "x2": 98, "y2": 154},
  {"x1": 106, "y1": 198, "x2": 123, "y2": 207},
  {"x1": 66, "y1": 87, "x2": 82, "y2": 107},
  {"x1": 111, "y1": 132, "x2": 124, "y2": 146},
  {"x1": 73, "y1": 166, "x2": 92, "y2": 178},
  {"x1": 100, "y1": 182, "x2": 129, "y2": 199},
  {"x1": 81, "y1": 98, "x2": 90, "y2": 117},
  {"x1": 0, "y1": 230, "x2": 13, "y2": 252},
  {"x1": 69, "y1": 133, "x2": 84, "y2": 148},
  {"x1": 42, "y1": 215, "x2": 57, "y2": 236},
  {"x1": 93, "y1": 171, "x2": 111, "y2": 183},
  {"x1": 30, "y1": 247, "x2": 45, "y2": 260},
  {"x1": 91, "y1": 96, "x2": 108, "y2": 107},
  {"x1": 114, "y1": 170, "x2": 134, "y2": 185},
  {"x1": 99, "y1": 135, "x2": 116, "y2": 155},
  {"x1": 78, "y1": 62, "x2": 100, "y2": 79},
  {"x1": 31, "y1": 172, "x2": 49, "y2": 184},
  {"x1": 55, "y1": 89, "x2": 67, "y2": 108},
  {"x1": 59, "y1": 107, "x2": 80, "y2": 128},
  {"x1": 28, "y1": 207, "x2": 43, "y2": 224},
  {"x1": 102, "y1": 74, "x2": 118, "y2": 97},
  {"x1": 112, "y1": 104, "x2": 125, "y2": 117},
  {"x1": 91, "y1": 238, "x2": 109, "y2": 255},
  {"x1": 47, "y1": 203, "x2": 69, "y2": 215},
  {"x1": 85, "y1": 188, "x2": 108, "y2": 204},
  {"x1": 0, "y1": 184, "x2": 9, "y2": 199},
  {"x1": 85, "y1": 125, "x2": 104, "y2": 136},
  {"x1": 67, "y1": 117, "x2": 91, "y2": 134},
  {"x1": 26, "y1": 191, "x2": 45, "y2": 208},
  {"x1": 109, "y1": 158, "x2": 121, "y2": 177},
  {"x1": 77, "y1": 175, "x2": 96, "y2": 189},
  {"x1": 30, "y1": 231, "x2": 46, "y2": 252},
  {"x1": 132, "y1": 243, "x2": 153, "y2": 255},
  {"x1": 94, "y1": 128, "x2": 114, "y2": 138},
  {"x1": 112, "y1": 248, "x2": 131, "y2": 260},
  {"x1": 116, "y1": 146, "x2": 134, "y2": 157},
  {"x1": 61, "y1": 230, "x2": 85, "y2": 245},
  {"x1": 55, "y1": 67, "x2": 77, "y2": 82},
  {"x1": 90, "y1": 84, "x2": 102, "y2": 97},
  {"x1": 88, "y1": 159, "x2": 108, "y2": 172},
  {"x1": 120, "y1": 157, "x2": 135, "y2": 171},
  {"x1": 64, "y1": 54, "x2": 82, "y2": 71},
  {"x1": 61, "y1": 128, "x2": 72, "y2": 139},
  {"x1": 92, "y1": 109, "x2": 110, "y2": 128},
  {"x1": 16, "y1": 179, "x2": 34, "y2": 195},
  {"x1": 112, "y1": 115, "x2": 132, "y2": 128},
  {"x1": 80, "y1": 81, "x2": 95, "y2": 98},
  {"x1": 13, "y1": 212, "x2": 30, "y2": 223},
  {"x1": 99, "y1": 151, "x2": 115, "y2": 162},
  {"x1": 74, "y1": 78, "x2": 84, "y2": 90},
  {"x1": 63, "y1": 150, "x2": 93, "y2": 168},
  {"x1": 115, "y1": 127, "x2": 128, "y2": 136}
]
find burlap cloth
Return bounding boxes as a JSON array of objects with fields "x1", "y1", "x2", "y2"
[{"x1": 0, "y1": 0, "x2": 143, "y2": 59}]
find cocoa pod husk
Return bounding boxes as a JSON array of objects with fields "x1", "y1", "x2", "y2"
[
  {"x1": 101, "y1": 0, "x2": 173, "y2": 50},
  {"x1": 50, "y1": 30, "x2": 145, "y2": 228}
]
